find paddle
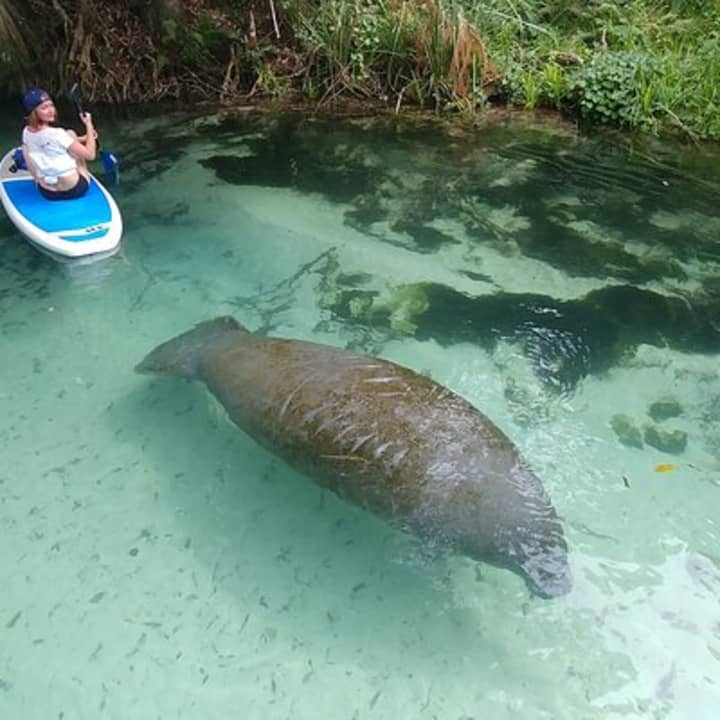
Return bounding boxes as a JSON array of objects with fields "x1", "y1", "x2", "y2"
[{"x1": 68, "y1": 82, "x2": 120, "y2": 185}]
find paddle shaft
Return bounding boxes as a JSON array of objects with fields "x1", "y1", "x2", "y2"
[{"x1": 69, "y1": 83, "x2": 99, "y2": 148}]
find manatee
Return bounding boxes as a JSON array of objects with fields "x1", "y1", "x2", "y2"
[{"x1": 136, "y1": 317, "x2": 571, "y2": 598}]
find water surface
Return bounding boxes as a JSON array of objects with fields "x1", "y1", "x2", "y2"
[{"x1": 1, "y1": 107, "x2": 719, "y2": 720}]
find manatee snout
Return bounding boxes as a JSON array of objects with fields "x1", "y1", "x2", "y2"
[
  {"x1": 515, "y1": 540, "x2": 572, "y2": 599},
  {"x1": 421, "y1": 492, "x2": 571, "y2": 598},
  {"x1": 463, "y1": 536, "x2": 571, "y2": 599}
]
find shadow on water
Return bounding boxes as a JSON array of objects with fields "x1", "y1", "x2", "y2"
[
  {"x1": 198, "y1": 114, "x2": 379, "y2": 204},
  {"x1": 188, "y1": 114, "x2": 720, "y2": 289},
  {"x1": 325, "y1": 282, "x2": 720, "y2": 393}
]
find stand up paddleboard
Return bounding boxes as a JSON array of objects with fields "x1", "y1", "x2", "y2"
[{"x1": 0, "y1": 148, "x2": 122, "y2": 260}]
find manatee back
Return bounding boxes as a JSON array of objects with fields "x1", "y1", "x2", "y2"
[{"x1": 201, "y1": 336, "x2": 528, "y2": 522}]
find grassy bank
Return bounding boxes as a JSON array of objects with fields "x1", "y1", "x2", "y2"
[
  {"x1": 2, "y1": 0, "x2": 718, "y2": 140},
  {"x1": 279, "y1": 0, "x2": 719, "y2": 140}
]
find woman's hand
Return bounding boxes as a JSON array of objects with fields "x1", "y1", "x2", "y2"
[
  {"x1": 79, "y1": 112, "x2": 98, "y2": 141},
  {"x1": 70, "y1": 112, "x2": 98, "y2": 161}
]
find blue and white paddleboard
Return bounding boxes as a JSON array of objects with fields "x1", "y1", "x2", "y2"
[{"x1": 0, "y1": 148, "x2": 122, "y2": 259}]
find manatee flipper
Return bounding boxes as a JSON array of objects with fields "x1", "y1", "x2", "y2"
[{"x1": 135, "y1": 316, "x2": 249, "y2": 378}]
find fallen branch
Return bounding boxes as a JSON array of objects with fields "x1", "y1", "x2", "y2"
[{"x1": 269, "y1": 0, "x2": 280, "y2": 40}]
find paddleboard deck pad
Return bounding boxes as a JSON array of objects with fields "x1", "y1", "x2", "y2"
[{"x1": 0, "y1": 148, "x2": 122, "y2": 259}]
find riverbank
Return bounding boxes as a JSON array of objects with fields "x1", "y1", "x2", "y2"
[{"x1": 1, "y1": 0, "x2": 718, "y2": 142}]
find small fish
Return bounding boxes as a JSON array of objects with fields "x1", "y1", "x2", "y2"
[{"x1": 655, "y1": 463, "x2": 677, "y2": 473}]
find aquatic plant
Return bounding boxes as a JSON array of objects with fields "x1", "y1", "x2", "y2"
[
  {"x1": 488, "y1": 157, "x2": 537, "y2": 188},
  {"x1": 650, "y1": 209, "x2": 720, "y2": 241},
  {"x1": 324, "y1": 280, "x2": 720, "y2": 392},
  {"x1": 644, "y1": 425, "x2": 688, "y2": 455},
  {"x1": 648, "y1": 398, "x2": 683, "y2": 423},
  {"x1": 367, "y1": 283, "x2": 432, "y2": 334},
  {"x1": 459, "y1": 198, "x2": 531, "y2": 240},
  {"x1": 610, "y1": 414, "x2": 644, "y2": 449}
]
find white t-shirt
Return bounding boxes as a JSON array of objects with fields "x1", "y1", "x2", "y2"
[{"x1": 22, "y1": 126, "x2": 77, "y2": 185}]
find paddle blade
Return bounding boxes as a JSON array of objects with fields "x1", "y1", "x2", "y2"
[
  {"x1": 100, "y1": 150, "x2": 120, "y2": 185},
  {"x1": 12, "y1": 147, "x2": 27, "y2": 171}
]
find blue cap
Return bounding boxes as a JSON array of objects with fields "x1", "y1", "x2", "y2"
[{"x1": 23, "y1": 87, "x2": 51, "y2": 113}]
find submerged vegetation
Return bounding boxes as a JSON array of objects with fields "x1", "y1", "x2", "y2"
[
  {"x1": 181, "y1": 112, "x2": 720, "y2": 405},
  {"x1": 1, "y1": 0, "x2": 718, "y2": 140}
]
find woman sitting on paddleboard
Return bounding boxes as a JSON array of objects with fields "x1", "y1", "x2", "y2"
[{"x1": 21, "y1": 87, "x2": 96, "y2": 201}]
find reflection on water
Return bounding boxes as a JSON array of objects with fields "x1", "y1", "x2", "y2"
[{"x1": 1, "y1": 109, "x2": 719, "y2": 720}]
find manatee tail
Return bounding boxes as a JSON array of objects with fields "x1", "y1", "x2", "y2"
[{"x1": 135, "y1": 316, "x2": 249, "y2": 379}]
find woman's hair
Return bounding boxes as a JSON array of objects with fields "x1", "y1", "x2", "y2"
[
  {"x1": 26, "y1": 109, "x2": 41, "y2": 130},
  {"x1": 23, "y1": 88, "x2": 52, "y2": 128}
]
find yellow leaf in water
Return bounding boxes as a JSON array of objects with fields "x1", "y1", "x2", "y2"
[{"x1": 654, "y1": 463, "x2": 677, "y2": 473}]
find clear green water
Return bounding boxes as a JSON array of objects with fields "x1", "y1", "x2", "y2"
[{"x1": 1, "y1": 108, "x2": 719, "y2": 719}]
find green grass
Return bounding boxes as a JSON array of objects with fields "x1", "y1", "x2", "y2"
[
  {"x1": 282, "y1": 0, "x2": 720, "y2": 139},
  {"x1": 1, "y1": 0, "x2": 717, "y2": 140},
  {"x1": 459, "y1": 0, "x2": 720, "y2": 138}
]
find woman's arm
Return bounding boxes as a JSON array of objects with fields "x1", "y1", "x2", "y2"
[
  {"x1": 22, "y1": 144, "x2": 41, "y2": 181},
  {"x1": 67, "y1": 112, "x2": 97, "y2": 161}
]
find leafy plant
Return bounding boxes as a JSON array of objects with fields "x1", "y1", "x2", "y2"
[
  {"x1": 520, "y1": 70, "x2": 541, "y2": 110},
  {"x1": 572, "y1": 51, "x2": 657, "y2": 128},
  {"x1": 541, "y1": 60, "x2": 567, "y2": 109}
]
